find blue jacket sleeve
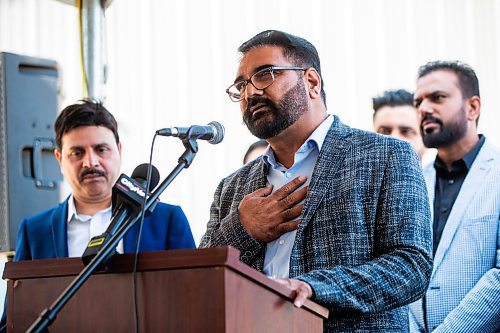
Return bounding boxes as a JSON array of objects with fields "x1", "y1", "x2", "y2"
[
  {"x1": 12, "y1": 219, "x2": 32, "y2": 261},
  {"x1": 165, "y1": 205, "x2": 196, "y2": 249}
]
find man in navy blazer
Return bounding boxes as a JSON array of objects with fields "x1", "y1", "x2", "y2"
[
  {"x1": 14, "y1": 197, "x2": 195, "y2": 260},
  {"x1": 1, "y1": 100, "x2": 195, "y2": 331},
  {"x1": 200, "y1": 30, "x2": 432, "y2": 332},
  {"x1": 14, "y1": 99, "x2": 195, "y2": 261}
]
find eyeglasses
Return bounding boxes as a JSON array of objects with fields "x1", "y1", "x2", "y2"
[{"x1": 226, "y1": 66, "x2": 306, "y2": 102}]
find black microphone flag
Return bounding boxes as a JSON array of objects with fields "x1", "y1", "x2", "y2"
[{"x1": 82, "y1": 163, "x2": 160, "y2": 265}]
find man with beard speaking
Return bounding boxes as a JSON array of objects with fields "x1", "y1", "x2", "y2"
[
  {"x1": 200, "y1": 30, "x2": 432, "y2": 332},
  {"x1": 410, "y1": 61, "x2": 500, "y2": 333}
]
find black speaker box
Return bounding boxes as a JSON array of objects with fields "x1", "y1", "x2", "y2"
[{"x1": 0, "y1": 52, "x2": 63, "y2": 251}]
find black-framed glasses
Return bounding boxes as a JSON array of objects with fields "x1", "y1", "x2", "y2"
[{"x1": 226, "y1": 66, "x2": 306, "y2": 102}]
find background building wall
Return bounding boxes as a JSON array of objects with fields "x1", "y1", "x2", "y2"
[{"x1": 1, "y1": 0, "x2": 499, "y2": 246}]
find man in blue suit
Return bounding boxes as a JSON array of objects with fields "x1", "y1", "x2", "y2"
[
  {"x1": 14, "y1": 99, "x2": 195, "y2": 260},
  {"x1": 410, "y1": 61, "x2": 499, "y2": 332},
  {"x1": 1, "y1": 99, "x2": 195, "y2": 330},
  {"x1": 200, "y1": 30, "x2": 432, "y2": 332}
]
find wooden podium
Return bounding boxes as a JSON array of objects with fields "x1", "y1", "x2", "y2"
[{"x1": 3, "y1": 247, "x2": 328, "y2": 332}]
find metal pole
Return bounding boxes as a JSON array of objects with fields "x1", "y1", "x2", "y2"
[{"x1": 81, "y1": 0, "x2": 105, "y2": 100}]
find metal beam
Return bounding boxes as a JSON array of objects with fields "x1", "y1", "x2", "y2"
[
  {"x1": 81, "y1": 0, "x2": 105, "y2": 99},
  {"x1": 53, "y1": 0, "x2": 112, "y2": 100}
]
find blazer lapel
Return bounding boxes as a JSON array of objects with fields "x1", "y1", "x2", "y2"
[
  {"x1": 300, "y1": 116, "x2": 351, "y2": 229},
  {"x1": 423, "y1": 163, "x2": 436, "y2": 223},
  {"x1": 247, "y1": 158, "x2": 268, "y2": 192},
  {"x1": 432, "y1": 142, "x2": 494, "y2": 275},
  {"x1": 52, "y1": 199, "x2": 69, "y2": 258}
]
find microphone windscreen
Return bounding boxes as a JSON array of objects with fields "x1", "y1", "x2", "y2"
[
  {"x1": 131, "y1": 163, "x2": 160, "y2": 190},
  {"x1": 208, "y1": 121, "x2": 225, "y2": 144}
]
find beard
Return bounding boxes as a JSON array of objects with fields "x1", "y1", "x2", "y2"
[
  {"x1": 421, "y1": 105, "x2": 468, "y2": 148},
  {"x1": 243, "y1": 78, "x2": 309, "y2": 139}
]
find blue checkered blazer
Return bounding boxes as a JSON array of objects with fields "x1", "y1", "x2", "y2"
[
  {"x1": 200, "y1": 116, "x2": 433, "y2": 332},
  {"x1": 409, "y1": 138, "x2": 500, "y2": 333}
]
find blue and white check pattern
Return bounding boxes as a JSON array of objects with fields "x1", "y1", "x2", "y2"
[{"x1": 410, "y1": 138, "x2": 500, "y2": 333}]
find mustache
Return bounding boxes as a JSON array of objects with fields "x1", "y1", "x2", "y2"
[
  {"x1": 421, "y1": 114, "x2": 443, "y2": 126},
  {"x1": 79, "y1": 168, "x2": 105, "y2": 181},
  {"x1": 246, "y1": 96, "x2": 276, "y2": 112},
  {"x1": 244, "y1": 97, "x2": 276, "y2": 121}
]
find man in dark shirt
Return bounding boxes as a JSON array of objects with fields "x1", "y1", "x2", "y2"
[
  {"x1": 410, "y1": 61, "x2": 499, "y2": 333},
  {"x1": 432, "y1": 135, "x2": 485, "y2": 254}
]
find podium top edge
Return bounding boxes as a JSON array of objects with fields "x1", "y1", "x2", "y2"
[
  {"x1": 2, "y1": 246, "x2": 239, "y2": 280},
  {"x1": 3, "y1": 246, "x2": 329, "y2": 318}
]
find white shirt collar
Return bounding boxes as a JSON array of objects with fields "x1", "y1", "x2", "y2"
[
  {"x1": 262, "y1": 114, "x2": 334, "y2": 166},
  {"x1": 67, "y1": 194, "x2": 111, "y2": 223}
]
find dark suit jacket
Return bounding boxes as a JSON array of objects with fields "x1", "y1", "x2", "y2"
[
  {"x1": 200, "y1": 116, "x2": 433, "y2": 332},
  {"x1": 14, "y1": 197, "x2": 195, "y2": 260}
]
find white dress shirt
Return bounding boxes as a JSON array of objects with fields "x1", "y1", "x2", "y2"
[{"x1": 66, "y1": 194, "x2": 124, "y2": 257}]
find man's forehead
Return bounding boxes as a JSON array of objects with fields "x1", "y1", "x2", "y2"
[
  {"x1": 61, "y1": 125, "x2": 116, "y2": 147},
  {"x1": 237, "y1": 45, "x2": 288, "y2": 75},
  {"x1": 375, "y1": 105, "x2": 419, "y2": 124},
  {"x1": 416, "y1": 70, "x2": 459, "y2": 93}
]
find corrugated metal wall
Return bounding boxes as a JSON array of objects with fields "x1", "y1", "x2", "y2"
[{"x1": 1, "y1": 0, "x2": 499, "y2": 243}]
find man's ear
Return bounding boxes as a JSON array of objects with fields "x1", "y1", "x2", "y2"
[
  {"x1": 305, "y1": 68, "x2": 321, "y2": 99},
  {"x1": 467, "y1": 96, "x2": 481, "y2": 123},
  {"x1": 54, "y1": 148, "x2": 63, "y2": 173}
]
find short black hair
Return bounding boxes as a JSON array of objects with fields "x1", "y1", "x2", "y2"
[
  {"x1": 55, "y1": 99, "x2": 119, "y2": 150},
  {"x1": 372, "y1": 89, "x2": 414, "y2": 118},
  {"x1": 417, "y1": 60, "x2": 480, "y2": 98},
  {"x1": 238, "y1": 30, "x2": 326, "y2": 106}
]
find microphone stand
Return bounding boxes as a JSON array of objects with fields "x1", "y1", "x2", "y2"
[{"x1": 26, "y1": 138, "x2": 199, "y2": 333}]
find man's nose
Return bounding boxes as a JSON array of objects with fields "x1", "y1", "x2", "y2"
[
  {"x1": 82, "y1": 150, "x2": 99, "y2": 168},
  {"x1": 243, "y1": 81, "x2": 263, "y2": 102},
  {"x1": 418, "y1": 100, "x2": 434, "y2": 116},
  {"x1": 393, "y1": 131, "x2": 405, "y2": 140}
]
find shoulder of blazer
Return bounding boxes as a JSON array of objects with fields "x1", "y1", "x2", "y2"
[
  {"x1": 219, "y1": 156, "x2": 268, "y2": 191},
  {"x1": 145, "y1": 202, "x2": 183, "y2": 222},
  {"x1": 24, "y1": 198, "x2": 68, "y2": 227},
  {"x1": 478, "y1": 138, "x2": 500, "y2": 165},
  {"x1": 322, "y1": 115, "x2": 409, "y2": 157}
]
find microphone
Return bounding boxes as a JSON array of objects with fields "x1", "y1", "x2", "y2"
[
  {"x1": 111, "y1": 163, "x2": 160, "y2": 216},
  {"x1": 82, "y1": 163, "x2": 160, "y2": 265},
  {"x1": 156, "y1": 121, "x2": 225, "y2": 144},
  {"x1": 130, "y1": 163, "x2": 160, "y2": 191}
]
